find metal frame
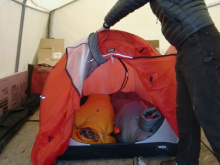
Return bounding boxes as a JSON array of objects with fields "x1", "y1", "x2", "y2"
[
  {"x1": 15, "y1": 0, "x2": 27, "y2": 72},
  {"x1": 12, "y1": 0, "x2": 49, "y2": 72}
]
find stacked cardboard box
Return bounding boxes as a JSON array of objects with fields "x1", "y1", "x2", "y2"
[
  {"x1": 147, "y1": 40, "x2": 160, "y2": 52},
  {"x1": 38, "y1": 39, "x2": 64, "y2": 66}
]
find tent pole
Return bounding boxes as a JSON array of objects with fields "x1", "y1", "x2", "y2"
[
  {"x1": 15, "y1": 0, "x2": 27, "y2": 73},
  {"x1": 48, "y1": 11, "x2": 53, "y2": 38}
]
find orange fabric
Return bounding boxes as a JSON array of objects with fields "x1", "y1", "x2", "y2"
[
  {"x1": 82, "y1": 59, "x2": 135, "y2": 95},
  {"x1": 83, "y1": 57, "x2": 178, "y2": 137},
  {"x1": 96, "y1": 31, "x2": 178, "y2": 136},
  {"x1": 31, "y1": 30, "x2": 178, "y2": 165},
  {"x1": 31, "y1": 55, "x2": 80, "y2": 165},
  {"x1": 97, "y1": 30, "x2": 160, "y2": 57},
  {"x1": 72, "y1": 93, "x2": 116, "y2": 143}
]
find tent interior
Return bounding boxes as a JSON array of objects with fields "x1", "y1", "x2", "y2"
[{"x1": 0, "y1": 0, "x2": 220, "y2": 164}]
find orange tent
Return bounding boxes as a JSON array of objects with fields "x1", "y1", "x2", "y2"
[{"x1": 31, "y1": 30, "x2": 178, "y2": 165}]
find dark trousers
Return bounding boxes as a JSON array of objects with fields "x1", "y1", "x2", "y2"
[{"x1": 175, "y1": 25, "x2": 220, "y2": 165}]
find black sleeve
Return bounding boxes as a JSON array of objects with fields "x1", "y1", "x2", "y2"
[{"x1": 104, "y1": 0, "x2": 149, "y2": 26}]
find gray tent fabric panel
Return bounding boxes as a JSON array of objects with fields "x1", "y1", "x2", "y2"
[
  {"x1": 84, "y1": 33, "x2": 107, "y2": 79},
  {"x1": 88, "y1": 33, "x2": 106, "y2": 65}
]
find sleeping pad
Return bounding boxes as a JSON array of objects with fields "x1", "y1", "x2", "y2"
[
  {"x1": 72, "y1": 93, "x2": 116, "y2": 144},
  {"x1": 111, "y1": 91, "x2": 164, "y2": 142}
]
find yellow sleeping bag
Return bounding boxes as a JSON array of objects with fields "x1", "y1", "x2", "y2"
[{"x1": 72, "y1": 93, "x2": 116, "y2": 143}]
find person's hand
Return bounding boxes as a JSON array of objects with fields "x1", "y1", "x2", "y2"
[
  {"x1": 96, "y1": 22, "x2": 110, "y2": 32},
  {"x1": 96, "y1": 27, "x2": 109, "y2": 32}
]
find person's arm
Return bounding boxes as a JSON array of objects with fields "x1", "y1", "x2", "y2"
[{"x1": 104, "y1": 0, "x2": 149, "y2": 28}]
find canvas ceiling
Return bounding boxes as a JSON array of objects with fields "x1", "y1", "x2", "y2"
[{"x1": 26, "y1": 0, "x2": 75, "y2": 11}]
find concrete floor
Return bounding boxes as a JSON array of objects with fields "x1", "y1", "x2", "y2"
[{"x1": 0, "y1": 109, "x2": 219, "y2": 165}]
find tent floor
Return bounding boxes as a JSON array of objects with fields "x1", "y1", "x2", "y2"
[{"x1": 0, "y1": 109, "x2": 218, "y2": 165}]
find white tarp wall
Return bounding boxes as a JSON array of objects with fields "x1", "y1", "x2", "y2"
[
  {"x1": 19, "y1": 8, "x2": 48, "y2": 71},
  {"x1": 208, "y1": 3, "x2": 220, "y2": 30},
  {"x1": 51, "y1": 0, "x2": 220, "y2": 54},
  {"x1": 51, "y1": 0, "x2": 166, "y2": 53},
  {"x1": 0, "y1": 0, "x2": 220, "y2": 78},
  {"x1": 0, "y1": 0, "x2": 48, "y2": 78},
  {"x1": 0, "y1": 0, "x2": 21, "y2": 78}
]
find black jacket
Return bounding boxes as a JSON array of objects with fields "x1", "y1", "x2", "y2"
[{"x1": 104, "y1": 0, "x2": 214, "y2": 49}]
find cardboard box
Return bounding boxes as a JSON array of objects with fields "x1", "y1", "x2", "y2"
[
  {"x1": 38, "y1": 39, "x2": 64, "y2": 66},
  {"x1": 0, "y1": 71, "x2": 28, "y2": 117},
  {"x1": 147, "y1": 40, "x2": 160, "y2": 52}
]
